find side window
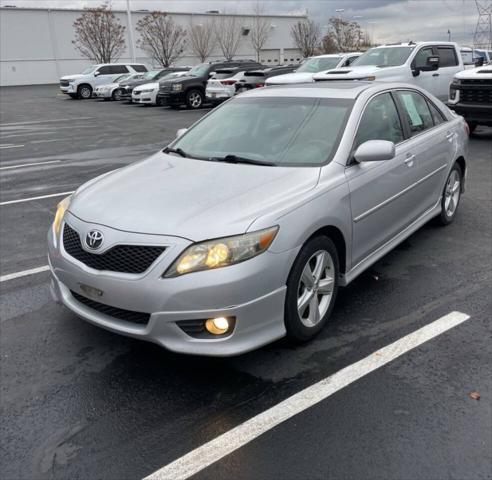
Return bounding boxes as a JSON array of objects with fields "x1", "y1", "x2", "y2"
[
  {"x1": 414, "y1": 47, "x2": 434, "y2": 69},
  {"x1": 437, "y1": 47, "x2": 458, "y2": 67},
  {"x1": 428, "y1": 101, "x2": 446, "y2": 125},
  {"x1": 97, "y1": 66, "x2": 112, "y2": 75},
  {"x1": 354, "y1": 93, "x2": 404, "y2": 149},
  {"x1": 347, "y1": 56, "x2": 359, "y2": 66},
  {"x1": 131, "y1": 65, "x2": 148, "y2": 72},
  {"x1": 396, "y1": 91, "x2": 434, "y2": 136},
  {"x1": 111, "y1": 65, "x2": 129, "y2": 74}
]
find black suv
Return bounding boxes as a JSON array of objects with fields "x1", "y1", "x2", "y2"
[
  {"x1": 156, "y1": 60, "x2": 262, "y2": 109},
  {"x1": 118, "y1": 67, "x2": 190, "y2": 100}
]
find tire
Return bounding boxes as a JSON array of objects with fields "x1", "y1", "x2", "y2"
[
  {"x1": 437, "y1": 163, "x2": 462, "y2": 226},
  {"x1": 467, "y1": 122, "x2": 477, "y2": 135},
  {"x1": 284, "y1": 236, "x2": 339, "y2": 343},
  {"x1": 185, "y1": 89, "x2": 203, "y2": 109},
  {"x1": 112, "y1": 89, "x2": 123, "y2": 101},
  {"x1": 77, "y1": 84, "x2": 92, "y2": 99}
]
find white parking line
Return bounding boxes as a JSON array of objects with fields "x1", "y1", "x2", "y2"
[
  {"x1": 0, "y1": 191, "x2": 74, "y2": 206},
  {"x1": 144, "y1": 311, "x2": 470, "y2": 480},
  {"x1": 0, "y1": 117, "x2": 94, "y2": 127},
  {"x1": 0, "y1": 144, "x2": 24, "y2": 149},
  {"x1": 0, "y1": 160, "x2": 61, "y2": 171},
  {"x1": 0, "y1": 265, "x2": 50, "y2": 283}
]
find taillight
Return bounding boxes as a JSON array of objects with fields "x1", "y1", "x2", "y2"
[
  {"x1": 464, "y1": 122, "x2": 470, "y2": 136},
  {"x1": 255, "y1": 83, "x2": 265, "y2": 88},
  {"x1": 220, "y1": 80, "x2": 237, "y2": 86}
]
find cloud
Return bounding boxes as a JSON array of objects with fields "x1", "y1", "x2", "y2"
[{"x1": 0, "y1": 0, "x2": 478, "y2": 44}]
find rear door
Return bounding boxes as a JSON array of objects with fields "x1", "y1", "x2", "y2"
[
  {"x1": 346, "y1": 92, "x2": 423, "y2": 265},
  {"x1": 394, "y1": 89, "x2": 454, "y2": 212},
  {"x1": 434, "y1": 46, "x2": 461, "y2": 100}
]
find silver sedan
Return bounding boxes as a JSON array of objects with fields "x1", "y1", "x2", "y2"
[{"x1": 48, "y1": 81, "x2": 468, "y2": 356}]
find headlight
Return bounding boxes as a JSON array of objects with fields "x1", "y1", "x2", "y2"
[
  {"x1": 141, "y1": 88, "x2": 154, "y2": 93},
  {"x1": 451, "y1": 78, "x2": 461, "y2": 86},
  {"x1": 164, "y1": 226, "x2": 279, "y2": 277},
  {"x1": 52, "y1": 195, "x2": 72, "y2": 235},
  {"x1": 172, "y1": 83, "x2": 183, "y2": 91},
  {"x1": 68, "y1": 79, "x2": 76, "y2": 83}
]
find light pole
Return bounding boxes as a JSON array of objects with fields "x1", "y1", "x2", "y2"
[
  {"x1": 126, "y1": 0, "x2": 136, "y2": 63},
  {"x1": 448, "y1": 29, "x2": 451, "y2": 41},
  {"x1": 335, "y1": 8, "x2": 345, "y2": 20}
]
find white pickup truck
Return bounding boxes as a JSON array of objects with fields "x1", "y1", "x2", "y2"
[{"x1": 314, "y1": 42, "x2": 464, "y2": 101}]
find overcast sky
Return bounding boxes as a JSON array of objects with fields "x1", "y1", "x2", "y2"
[{"x1": 0, "y1": 0, "x2": 478, "y2": 45}]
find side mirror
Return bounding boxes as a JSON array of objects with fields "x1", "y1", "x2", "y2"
[
  {"x1": 475, "y1": 57, "x2": 484, "y2": 67},
  {"x1": 94, "y1": 71, "x2": 101, "y2": 77},
  {"x1": 208, "y1": 71, "x2": 216, "y2": 78},
  {"x1": 176, "y1": 128, "x2": 188, "y2": 138},
  {"x1": 354, "y1": 140, "x2": 395, "y2": 163},
  {"x1": 420, "y1": 55, "x2": 440, "y2": 71}
]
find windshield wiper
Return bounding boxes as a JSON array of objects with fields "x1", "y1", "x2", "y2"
[
  {"x1": 163, "y1": 147, "x2": 189, "y2": 158},
  {"x1": 211, "y1": 154, "x2": 276, "y2": 166}
]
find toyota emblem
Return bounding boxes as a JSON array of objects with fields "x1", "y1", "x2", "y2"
[{"x1": 85, "y1": 230, "x2": 104, "y2": 250}]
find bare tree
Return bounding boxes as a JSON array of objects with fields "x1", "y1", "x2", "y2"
[
  {"x1": 72, "y1": 4, "x2": 126, "y2": 63},
  {"x1": 136, "y1": 12, "x2": 187, "y2": 67},
  {"x1": 250, "y1": 3, "x2": 271, "y2": 62},
  {"x1": 326, "y1": 17, "x2": 363, "y2": 52},
  {"x1": 290, "y1": 20, "x2": 321, "y2": 58},
  {"x1": 215, "y1": 15, "x2": 242, "y2": 61},
  {"x1": 188, "y1": 19, "x2": 216, "y2": 62}
]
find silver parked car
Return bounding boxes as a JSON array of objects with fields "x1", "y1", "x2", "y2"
[{"x1": 48, "y1": 82, "x2": 468, "y2": 356}]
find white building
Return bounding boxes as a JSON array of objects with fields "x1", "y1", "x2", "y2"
[{"x1": 0, "y1": 6, "x2": 306, "y2": 86}]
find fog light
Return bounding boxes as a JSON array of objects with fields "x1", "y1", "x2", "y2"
[{"x1": 205, "y1": 317, "x2": 230, "y2": 335}]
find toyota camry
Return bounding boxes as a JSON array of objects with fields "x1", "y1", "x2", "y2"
[{"x1": 48, "y1": 81, "x2": 468, "y2": 356}]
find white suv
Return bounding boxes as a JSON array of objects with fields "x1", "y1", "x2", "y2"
[{"x1": 59, "y1": 63, "x2": 148, "y2": 99}]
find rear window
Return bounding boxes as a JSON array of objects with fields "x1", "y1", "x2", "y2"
[
  {"x1": 437, "y1": 47, "x2": 458, "y2": 67},
  {"x1": 131, "y1": 65, "x2": 148, "y2": 72},
  {"x1": 110, "y1": 65, "x2": 129, "y2": 74}
]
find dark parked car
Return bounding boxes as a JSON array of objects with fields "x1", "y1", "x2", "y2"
[
  {"x1": 118, "y1": 67, "x2": 190, "y2": 99},
  {"x1": 156, "y1": 60, "x2": 262, "y2": 109},
  {"x1": 235, "y1": 65, "x2": 298, "y2": 93}
]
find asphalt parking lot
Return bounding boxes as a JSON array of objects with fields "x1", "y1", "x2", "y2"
[{"x1": 1, "y1": 85, "x2": 491, "y2": 480}]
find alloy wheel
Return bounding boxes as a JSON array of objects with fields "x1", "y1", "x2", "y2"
[
  {"x1": 444, "y1": 170, "x2": 460, "y2": 217},
  {"x1": 189, "y1": 92, "x2": 202, "y2": 108},
  {"x1": 113, "y1": 89, "x2": 122, "y2": 101},
  {"x1": 80, "y1": 87, "x2": 91, "y2": 99},
  {"x1": 297, "y1": 250, "x2": 335, "y2": 328}
]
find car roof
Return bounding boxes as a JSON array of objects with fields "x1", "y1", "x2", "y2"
[{"x1": 241, "y1": 81, "x2": 423, "y2": 100}]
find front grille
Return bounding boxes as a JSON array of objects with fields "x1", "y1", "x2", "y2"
[
  {"x1": 63, "y1": 224, "x2": 165, "y2": 274},
  {"x1": 71, "y1": 290, "x2": 150, "y2": 325},
  {"x1": 460, "y1": 86, "x2": 492, "y2": 104},
  {"x1": 60, "y1": 80, "x2": 69, "y2": 87}
]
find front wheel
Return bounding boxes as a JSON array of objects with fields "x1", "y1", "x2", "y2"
[
  {"x1": 285, "y1": 236, "x2": 339, "y2": 342},
  {"x1": 185, "y1": 89, "x2": 203, "y2": 109},
  {"x1": 77, "y1": 84, "x2": 92, "y2": 99},
  {"x1": 437, "y1": 163, "x2": 462, "y2": 225},
  {"x1": 112, "y1": 89, "x2": 123, "y2": 101}
]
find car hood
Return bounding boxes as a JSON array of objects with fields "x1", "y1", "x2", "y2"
[
  {"x1": 313, "y1": 65, "x2": 384, "y2": 80},
  {"x1": 455, "y1": 66, "x2": 492, "y2": 79},
  {"x1": 160, "y1": 75, "x2": 198, "y2": 85},
  {"x1": 134, "y1": 82, "x2": 159, "y2": 91},
  {"x1": 119, "y1": 79, "x2": 152, "y2": 87},
  {"x1": 69, "y1": 152, "x2": 320, "y2": 241},
  {"x1": 61, "y1": 74, "x2": 85, "y2": 81},
  {"x1": 265, "y1": 72, "x2": 315, "y2": 85}
]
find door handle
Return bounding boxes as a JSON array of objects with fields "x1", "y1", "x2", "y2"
[
  {"x1": 446, "y1": 132, "x2": 454, "y2": 141},
  {"x1": 404, "y1": 154, "x2": 415, "y2": 167},
  {"x1": 432, "y1": 73, "x2": 440, "y2": 77}
]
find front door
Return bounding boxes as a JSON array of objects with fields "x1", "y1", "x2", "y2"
[{"x1": 345, "y1": 92, "x2": 422, "y2": 266}]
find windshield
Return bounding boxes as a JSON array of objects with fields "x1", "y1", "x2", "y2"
[
  {"x1": 188, "y1": 64, "x2": 210, "y2": 77},
  {"x1": 81, "y1": 66, "x2": 97, "y2": 74},
  {"x1": 171, "y1": 97, "x2": 353, "y2": 166},
  {"x1": 297, "y1": 57, "x2": 342, "y2": 73},
  {"x1": 115, "y1": 74, "x2": 131, "y2": 82},
  {"x1": 352, "y1": 47, "x2": 414, "y2": 67}
]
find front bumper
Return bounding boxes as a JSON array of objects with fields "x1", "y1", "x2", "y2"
[
  {"x1": 60, "y1": 84, "x2": 76, "y2": 94},
  {"x1": 132, "y1": 90, "x2": 158, "y2": 104},
  {"x1": 156, "y1": 91, "x2": 185, "y2": 106},
  {"x1": 448, "y1": 102, "x2": 492, "y2": 125},
  {"x1": 206, "y1": 88, "x2": 233, "y2": 102},
  {"x1": 48, "y1": 213, "x2": 295, "y2": 356}
]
